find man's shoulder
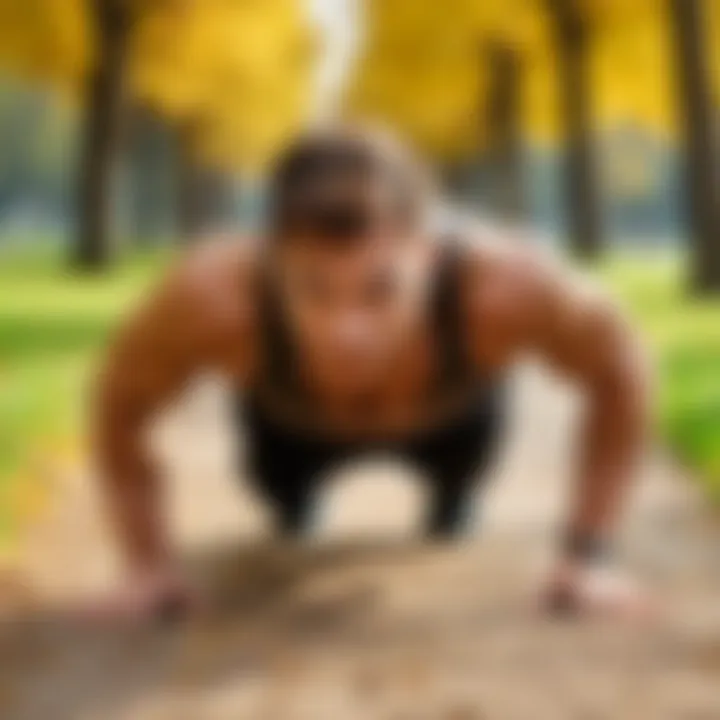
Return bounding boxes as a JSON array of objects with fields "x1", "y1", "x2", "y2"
[
  {"x1": 457, "y1": 223, "x2": 556, "y2": 311},
  {"x1": 173, "y1": 234, "x2": 260, "y2": 300},
  {"x1": 152, "y1": 235, "x2": 262, "y2": 338},
  {"x1": 456, "y1": 223, "x2": 612, "y2": 340},
  {"x1": 173, "y1": 233, "x2": 259, "y2": 291}
]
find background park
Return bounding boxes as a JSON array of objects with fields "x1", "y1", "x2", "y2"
[
  {"x1": 1, "y1": 1, "x2": 720, "y2": 716},
  {"x1": 2, "y1": 0, "x2": 719, "y2": 549}
]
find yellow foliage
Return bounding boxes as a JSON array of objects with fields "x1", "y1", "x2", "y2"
[
  {"x1": 130, "y1": 0, "x2": 317, "y2": 170},
  {"x1": 708, "y1": 0, "x2": 720, "y2": 103},
  {"x1": 345, "y1": 0, "x2": 559, "y2": 157},
  {"x1": 0, "y1": 0, "x2": 91, "y2": 91},
  {"x1": 0, "y1": 0, "x2": 713, "y2": 165},
  {"x1": 346, "y1": 0, "x2": 692, "y2": 157},
  {"x1": 590, "y1": 0, "x2": 675, "y2": 136},
  {"x1": 0, "y1": 0, "x2": 317, "y2": 169},
  {"x1": 345, "y1": 0, "x2": 486, "y2": 158}
]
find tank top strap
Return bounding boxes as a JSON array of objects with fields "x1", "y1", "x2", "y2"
[
  {"x1": 257, "y1": 265, "x2": 308, "y2": 403},
  {"x1": 431, "y1": 234, "x2": 476, "y2": 400}
]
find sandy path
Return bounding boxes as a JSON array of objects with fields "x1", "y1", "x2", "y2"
[{"x1": 2, "y1": 365, "x2": 719, "y2": 719}]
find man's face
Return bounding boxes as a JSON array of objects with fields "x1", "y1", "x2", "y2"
[{"x1": 274, "y1": 234, "x2": 433, "y2": 394}]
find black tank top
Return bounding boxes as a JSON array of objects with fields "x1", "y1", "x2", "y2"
[{"x1": 251, "y1": 236, "x2": 484, "y2": 436}]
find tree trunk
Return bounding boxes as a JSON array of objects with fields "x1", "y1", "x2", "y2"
[
  {"x1": 547, "y1": 0, "x2": 603, "y2": 261},
  {"x1": 484, "y1": 43, "x2": 525, "y2": 221},
  {"x1": 72, "y1": 0, "x2": 130, "y2": 271},
  {"x1": 668, "y1": 0, "x2": 720, "y2": 294}
]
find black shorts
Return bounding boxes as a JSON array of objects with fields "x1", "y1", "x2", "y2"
[{"x1": 235, "y1": 385, "x2": 506, "y2": 537}]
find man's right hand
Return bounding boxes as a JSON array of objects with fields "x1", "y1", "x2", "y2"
[{"x1": 81, "y1": 566, "x2": 200, "y2": 625}]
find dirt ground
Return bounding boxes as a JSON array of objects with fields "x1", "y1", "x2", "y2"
[{"x1": 1, "y1": 365, "x2": 719, "y2": 720}]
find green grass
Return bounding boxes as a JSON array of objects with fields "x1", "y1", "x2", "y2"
[
  {"x1": 0, "y1": 248, "x2": 166, "y2": 547},
  {"x1": 602, "y1": 258, "x2": 720, "y2": 503}
]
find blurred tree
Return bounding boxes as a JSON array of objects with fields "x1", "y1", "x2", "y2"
[
  {"x1": 0, "y1": 0, "x2": 90, "y2": 239},
  {"x1": 0, "y1": 0, "x2": 90, "y2": 90},
  {"x1": 591, "y1": 1, "x2": 674, "y2": 136},
  {"x1": 710, "y1": 0, "x2": 720, "y2": 103},
  {"x1": 345, "y1": 0, "x2": 560, "y2": 227},
  {"x1": 473, "y1": 2, "x2": 556, "y2": 220},
  {"x1": 544, "y1": 0, "x2": 604, "y2": 260},
  {"x1": 130, "y1": 0, "x2": 316, "y2": 240},
  {"x1": 668, "y1": 0, "x2": 720, "y2": 294},
  {"x1": 74, "y1": 0, "x2": 133, "y2": 270},
  {"x1": 0, "y1": 80, "x2": 72, "y2": 218},
  {"x1": 482, "y1": 42, "x2": 525, "y2": 220},
  {"x1": 347, "y1": 0, "x2": 717, "y2": 263},
  {"x1": 0, "y1": 0, "x2": 316, "y2": 262},
  {"x1": 346, "y1": 0, "x2": 487, "y2": 163}
]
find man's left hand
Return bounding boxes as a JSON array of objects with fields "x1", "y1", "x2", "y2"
[{"x1": 542, "y1": 561, "x2": 657, "y2": 621}]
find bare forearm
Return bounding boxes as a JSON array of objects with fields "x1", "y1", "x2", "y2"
[
  {"x1": 97, "y1": 426, "x2": 170, "y2": 573},
  {"x1": 568, "y1": 373, "x2": 650, "y2": 541}
]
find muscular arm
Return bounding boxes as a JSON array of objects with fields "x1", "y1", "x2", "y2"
[
  {"x1": 469, "y1": 243, "x2": 653, "y2": 557},
  {"x1": 528, "y1": 264, "x2": 652, "y2": 550},
  {"x1": 93, "y1": 265, "x2": 208, "y2": 573}
]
